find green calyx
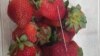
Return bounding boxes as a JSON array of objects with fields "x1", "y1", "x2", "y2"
[
  {"x1": 9, "y1": 35, "x2": 34, "y2": 51},
  {"x1": 37, "y1": 26, "x2": 51, "y2": 45},
  {"x1": 17, "y1": 35, "x2": 34, "y2": 50},
  {"x1": 8, "y1": 42, "x2": 17, "y2": 55},
  {"x1": 78, "y1": 48, "x2": 83, "y2": 56},
  {"x1": 64, "y1": 0, "x2": 69, "y2": 7},
  {"x1": 31, "y1": 0, "x2": 41, "y2": 9},
  {"x1": 65, "y1": 4, "x2": 87, "y2": 33}
]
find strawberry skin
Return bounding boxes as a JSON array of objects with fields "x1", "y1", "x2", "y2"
[
  {"x1": 41, "y1": 41, "x2": 79, "y2": 56},
  {"x1": 43, "y1": 18, "x2": 61, "y2": 27},
  {"x1": 41, "y1": 41, "x2": 67, "y2": 56},
  {"x1": 12, "y1": 23, "x2": 37, "y2": 43},
  {"x1": 15, "y1": 46, "x2": 36, "y2": 56},
  {"x1": 67, "y1": 41, "x2": 79, "y2": 56},
  {"x1": 41, "y1": 45, "x2": 52, "y2": 56},
  {"x1": 12, "y1": 27, "x2": 24, "y2": 41},
  {"x1": 24, "y1": 23, "x2": 37, "y2": 43},
  {"x1": 39, "y1": 0, "x2": 66, "y2": 20},
  {"x1": 50, "y1": 41, "x2": 68, "y2": 56},
  {"x1": 8, "y1": 0, "x2": 34, "y2": 28},
  {"x1": 57, "y1": 30, "x2": 73, "y2": 42}
]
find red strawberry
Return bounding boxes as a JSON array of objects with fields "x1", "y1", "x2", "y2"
[
  {"x1": 66, "y1": 41, "x2": 79, "y2": 56},
  {"x1": 41, "y1": 41, "x2": 67, "y2": 56},
  {"x1": 50, "y1": 20, "x2": 60, "y2": 27},
  {"x1": 12, "y1": 22, "x2": 37, "y2": 43},
  {"x1": 39, "y1": 0, "x2": 66, "y2": 20},
  {"x1": 12, "y1": 27, "x2": 24, "y2": 40},
  {"x1": 41, "y1": 45, "x2": 52, "y2": 56},
  {"x1": 9, "y1": 35, "x2": 37, "y2": 56},
  {"x1": 8, "y1": 0, "x2": 34, "y2": 28},
  {"x1": 43, "y1": 19, "x2": 61, "y2": 27},
  {"x1": 24, "y1": 22, "x2": 37, "y2": 43},
  {"x1": 15, "y1": 46, "x2": 36, "y2": 56},
  {"x1": 41, "y1": 41, "x2": 80, "y2": 56},
  {"x1": 57, "y1": 30, "x2": 74, "y2": 42},
  {"x1": 50, "y1": 41, "x2": 68, "y2": 56},
  {"x1": 42, "y1": 8, "x2": 68, "y2": 27}
]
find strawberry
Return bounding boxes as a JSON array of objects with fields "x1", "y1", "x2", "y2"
[
  {"x1": 57, "y1": 30, "x2": 74, "y2": 42},
  {"x1": 50, "y1": 41, "x2": 68, "y2": 56},
  {"x1": 66, "y1": 41, "x2": 83, "y2": 56},
  {"x1": 66, "y1": 41, "x2": 79, "y2": 56},
  {"x1": 15, "y1": 46, "x2": 36, "y2": 56},
  {"x1": 9, "y1": 36, "x2": 36, "y2": 56},
  {"x1": 41, "y1": 41, "x2": 67, "y2": 56},
  {"x1": 8, "y1": 0, "x2": 34, "y2": 28},
  {"x1": 41, "y1": 45, "x2": 52, "y2": 56},
  {"x1": 41, "y1": 41, "x2": 81, "y2": 56},
  {"x1": 24, "y1": 22, "x2": 37, "y2": 43},
  {"x1": 38, "y1": 0, "x2": 66, "y2": 20},
  {"x1": 12, "y1": 22, "x2": 37, "y2": 43},
  {"x1": 12, "y1": 27, "x2": 24, "y2": 41},
  {"x1": 50, "y1": 20, "x2": 60, "y2": 27},
  {"x1": 64, "y1": 4, "x2": 87, "y2": 33},
  {"x1": 43, "y1": 19, "x2": 61, "y2": 27}
]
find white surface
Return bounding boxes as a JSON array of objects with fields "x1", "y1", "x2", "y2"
[{"x1": 0, "y1": 0, "x2": 99, "y2": 56}]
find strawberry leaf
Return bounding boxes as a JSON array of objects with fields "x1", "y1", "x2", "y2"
[
  {"x1": 20, "y1": 34, "x2": 27, "y2": 42},
  {"x1": 9, "y1": 43, "x2": 17, "y2": 54},
  {"x1": 76, "y1": 4, "x2": 81, "y2": 9},
  {"x1": 64, "y1": 0, "x2": 69, "y2": 7},
  {"x1": 65, "y1": 4, "x2": 87, "y2": 33},
  {"x1": 37, "y1": 26, "x2": 51, "y2": 45},
  {"x1": 33, "y1": 0, "x2": 41, "y2": 9},
  {"x1": 50, "y1": 31, "x2": 58, "y2": 43},
  {"x1": 19, "y1": 43, "x2": 24, "y2": 50},
  {"x1": 78, "y1": 48, "x2": 83, "y2": 56},
  {"x1": 24, "y1": 41, "x2": 34, "y2": 47},
  {"x1": 16, "y1": 37, "x2": 20, "y2": 43}
]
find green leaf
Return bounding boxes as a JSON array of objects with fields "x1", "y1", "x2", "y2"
[
  {"x1": 40, "y1": 40, "x2": 47, "y2": 45},
  {"x1": 64, "y1": 0, "x2": 69, "y2": 7},
  {"x1": 78, "y1": 48, "x2": 83, "y2": 56},
  {"x1": 24, "y1": 41, "x2": 34, "y2": 47},
  {"x1": 76, "y1": 4, "x2": 81, "y2": 9},
  {"x1": 33, "y1": 0, "x2": 41, "y2": 9},
  {"x1": 19, "y1": 43, "x2": 24, "y2": 50},
  {"x1": 81, "y1": 16, "x2": 87, "y2": 23},
  {"x1": 47, "y1": 27, "x2": 52, "y2": 39},
  {"x1": 16, "y1": 37, "x2": 20, "y2": 43},
  {"x1": 67, "y1": 22, "x2": 73, "y2": 30},
  {"x1": 9, "y1": 43, "x2": 17, "y2": 54},
  {"x1": 20, "y1": 35, "x2": 27, "y2": 41},
  {"x1": 65, "y1": 20, "x2": 70, "y2": 26},
  {"x1": 80, "y1": 22, "x2": 86, "y2": 28},
  {"x1": 42, "y1": 27, "x2": 48, "y2": 34},
  {"x1": 50, "y1": 31, "x2": 58, "y2": 43},
  {"x1": 74, "y1": 23, "x2": 79, "y2": 33},
  {"x1": 31, "y1": 16, "x2": 35, "y2": 22}
]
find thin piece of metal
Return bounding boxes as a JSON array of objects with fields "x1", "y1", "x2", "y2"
[{"x1": 57, "y1": 6, "x2": 68, "y2": 53}]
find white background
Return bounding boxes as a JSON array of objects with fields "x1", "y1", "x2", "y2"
[{"x1": 0, "y1": 0, "x2": 99, "y2": 56}]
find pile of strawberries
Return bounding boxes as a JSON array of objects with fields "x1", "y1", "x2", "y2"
[{"x1": 7, "y1": 0, "x2": 87, "y2": 56}]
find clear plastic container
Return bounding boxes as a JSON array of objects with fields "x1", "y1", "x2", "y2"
[{"x1": 0, "y1": 0, "x2": 99, "y2": 56}]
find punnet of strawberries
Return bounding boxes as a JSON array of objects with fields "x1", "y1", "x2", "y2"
[{"x1": 7, "y1": 0, "x2": 87, "y2": 56}]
